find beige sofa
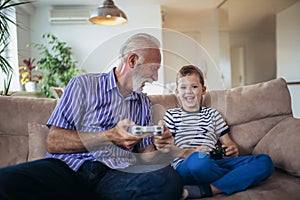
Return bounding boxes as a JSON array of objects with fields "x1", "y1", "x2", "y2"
[{"x1": 0, "y1": 78, "x2": 299, "y2": 199}]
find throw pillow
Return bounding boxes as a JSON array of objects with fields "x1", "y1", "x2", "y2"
[
  {"x1": 28, "y1": 122, "x2": 49, "y2": 161},
  {"x1": 253, "y1": 117, "x2": 300, "y2": 176}
]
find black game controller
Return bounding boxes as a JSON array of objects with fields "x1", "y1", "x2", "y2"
[
  {"x1": 131, "y1": 125, "x2": 163, "y2": 136},
  {"x1": 209, "y1": 147, "x2": 226, "y2": 160}
]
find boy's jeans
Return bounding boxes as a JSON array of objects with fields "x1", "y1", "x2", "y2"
[{"x1": 176, "y1": 152, "x2": 274, "y2": 195}]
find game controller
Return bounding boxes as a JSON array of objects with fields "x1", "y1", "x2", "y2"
[
  {"x1": 209, "y1": 147, "x2": 226, "y2": 160},
  {"x1": 131, "y1": 125, "x2": 164, "y2": 136}
]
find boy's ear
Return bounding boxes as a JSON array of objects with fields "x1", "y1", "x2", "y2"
[
  {"x1": 202, "y1": 86, "x2": 207, "y2": 94},
  {"x1": 175, "y1": 88, "x2": 182, "y2": 107}
]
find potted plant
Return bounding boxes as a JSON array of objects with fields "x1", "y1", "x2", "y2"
[
  {"x1": 0, "y1": 0, "x2": 31, "y2": 95},
  {"x1": 30, "y1": 33, "x2": 82, "y2": 98},
  {"x1": 19, "y1": 58, "x2": 42, "y2": 92}
]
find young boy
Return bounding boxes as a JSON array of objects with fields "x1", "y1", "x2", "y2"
[{"x1": 164, "y1": 65, "x2": 274, "y2": 199}]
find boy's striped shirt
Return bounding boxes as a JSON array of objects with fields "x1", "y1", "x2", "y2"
[{"x1": 164, "y1": 107, "x2": 229, "y2": 169}]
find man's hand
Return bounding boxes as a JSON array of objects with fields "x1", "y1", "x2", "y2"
[{"x1": 104, "y1": 119, "x2": 143, "y2": 149}]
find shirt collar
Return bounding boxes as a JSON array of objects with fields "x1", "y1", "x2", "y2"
[
  {"x1": 106, "y1": 68, "x2": 117, "y2": 91},
  {"x1": 181, "y1": 107, "x2": 203, "y2": 113},
  {"x1": 106, "y1": 67, "x2": 139, "y2": 101}
]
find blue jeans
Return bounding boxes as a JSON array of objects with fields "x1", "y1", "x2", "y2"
[
  {"x1": 176, "y1": 152, "x2": 274, "y2": 195},
  {"x1": 0, "y1": 158, "x2": 183, "y2": 200}
]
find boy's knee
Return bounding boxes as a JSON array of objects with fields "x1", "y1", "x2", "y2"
[
  {"x1": 189, "y1": 152, "x2": 212, "y2": 166},
  {"x1": 256, "y1": 154, "x2": 274, "y2": 177},
  {"x1": 188, "y1": 152, "x2": 212, "y2": 174},
  {"x1": 262, "y1": 154, "x2": 274, "y2": 172}
]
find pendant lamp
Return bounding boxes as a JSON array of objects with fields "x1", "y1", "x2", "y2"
[{"x1": 89, "y1": 0, "x2": 127, "y2": 25}]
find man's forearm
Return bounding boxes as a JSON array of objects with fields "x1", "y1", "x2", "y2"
[{"x1": 47, "y1": 126, "x2": 113, "y2": 154}]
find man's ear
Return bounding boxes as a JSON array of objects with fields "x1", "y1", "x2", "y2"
[{"x1": 128, "y1": 53, "x2": 138, "y2": 68}]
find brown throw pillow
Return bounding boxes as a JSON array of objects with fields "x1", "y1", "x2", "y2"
[
  {"x1": 253, "y1": 117, "x2": 300, "y2": 176},
  {"x1": 28, "y1": 122, "x2": 49, "y2": 161}
]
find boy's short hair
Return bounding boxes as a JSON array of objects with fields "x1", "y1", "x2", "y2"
[{"x1": 176, "y1": 65, "x2": 205, "y2": 86}]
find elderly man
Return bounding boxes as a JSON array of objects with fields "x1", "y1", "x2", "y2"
[{"x1": 0, "y1": 33, "x2": 183, "y2": 200}]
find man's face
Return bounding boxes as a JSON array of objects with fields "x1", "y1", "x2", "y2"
[
  {"x1": 132, "y1": 48, "x2": 161, "y2": 92},
  {"x1": 176, "y1": 73, "x2": 206, "y2": 112}
]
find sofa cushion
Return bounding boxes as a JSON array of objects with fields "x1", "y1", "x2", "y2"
[
  {"x1": 200, "y1": 171, "x2": 300, "y2": 200},
  {"x1": 28, "y1": 122, "x2": 49, "y2": 161},
  {"x1": 0, "y1": 96, "x2": 56, "y2": 137},
  {"x1": 230, "y1": 115, "x2": 289, "y2": 155},
  {"x1": 203, "y1": 78, "x2": 292, "y2": 126},
  {"x1": 0, "y1": 133, "x2": 28, "y2": 167},
  {"x1": 149, "y1": 94, "x2": 180, "y2": 124},
  {"x1": 149, "y1": 94, "x2": 180, "y2": 110},
  {"x1": 253, "y1": 117, "x2": 300, "y2": 176}
]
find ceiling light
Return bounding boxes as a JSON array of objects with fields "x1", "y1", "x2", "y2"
[{"x1": 89, "y1": 0, "x2": 127, "y2": 26}]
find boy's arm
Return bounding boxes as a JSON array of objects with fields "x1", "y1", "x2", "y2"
[{"x1": 219, "y1": 133, "x2": 239, "y2": 157}]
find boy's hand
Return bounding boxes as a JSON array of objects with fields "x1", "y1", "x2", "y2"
[
  {"x1": 222, "y1": 144, "x2": 239, "y2": 157},
  {"x1": 152, "y1": 120, "x2": 173, "y2": 152},
  {"x1": 219, "y1": 133, "x2": 239, "y2": 157}
]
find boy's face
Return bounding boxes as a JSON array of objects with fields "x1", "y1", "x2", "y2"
[{"x1": 176, "y1": 73, "x2": 206, "y2": 112}]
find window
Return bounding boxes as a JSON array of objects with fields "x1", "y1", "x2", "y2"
[{"x1": 0, "y1": 7, "x2": 20, "y2": 92}]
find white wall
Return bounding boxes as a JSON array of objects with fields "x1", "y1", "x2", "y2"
[
  {"x1": 17, "y1": 4, "x2": 165, "y2": 94},
  {"x1": 277, "y1": 2, "x2": 300, "y2": 118},
  {"x1": 24, "y1": 4, "x2": 225, "y2": 93},
  {"x1": 162, "y1": 10, "x2": 225, "y2": 91},
  {"x1": 218, "y1": 2, "x2": 231, "y2": 89},
  {"x1": 29, "y1": 5, "x2": 162, "y2": 70},
  {"x1": 219, "y1": 31, "x2": 231, "y2": 89},
  {"x1": 230, "y1": 33, "x2": 276, "y2": 86},
  {"x1": 16, "y1": 8, "x2": 31, "y2": 61}
]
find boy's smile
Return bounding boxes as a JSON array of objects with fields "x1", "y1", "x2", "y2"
[{"x1": 176, "y1": 73, "x2": 206, "y2": 112}]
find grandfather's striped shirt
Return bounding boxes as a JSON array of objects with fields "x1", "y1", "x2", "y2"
[
  {"x1": 163, "y1": 107, "x2": 230, "y2": 169},
  {"x1": 46, "y1": 68, "x2": 153, "y2": 171}
]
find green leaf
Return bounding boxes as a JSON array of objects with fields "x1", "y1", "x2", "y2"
[{"x1": 29, "y1": 33, "x2": 83, "y2": 98}]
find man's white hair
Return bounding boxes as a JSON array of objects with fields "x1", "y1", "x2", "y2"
[{"x1": 119, "y1": 33, "x2": 161, "y2": 58}]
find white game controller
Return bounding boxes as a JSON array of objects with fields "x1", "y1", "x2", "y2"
[{"x1": 131, "y1": 125, "x2": 164, "y2": 136}]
